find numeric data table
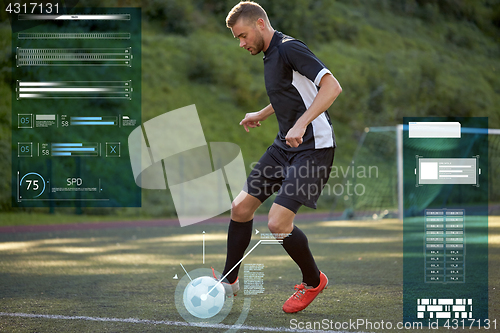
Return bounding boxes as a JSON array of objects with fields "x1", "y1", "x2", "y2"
[{"x1": 425, "y1": 209, "x2": 465, "y2": 283}]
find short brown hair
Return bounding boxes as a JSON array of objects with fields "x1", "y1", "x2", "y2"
[{"x1": 226, "y1": 1, "x2": 270, "y2": 28}]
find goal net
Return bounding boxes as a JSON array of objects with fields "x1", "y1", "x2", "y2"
[{"x1": 329, "y1": 126, "x2": 499, "y2": 220}]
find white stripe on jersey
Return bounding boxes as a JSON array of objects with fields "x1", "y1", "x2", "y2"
[
  {"x1": 291, "y1": 70, "x2": 334, "y2": 149},
  {"x1": 314, "y1": 68, "x2": 332, "y2": 86}
]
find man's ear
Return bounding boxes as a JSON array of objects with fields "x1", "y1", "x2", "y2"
[{"x1": 256, "y1": 18, "x2": 265, "y2": 30}]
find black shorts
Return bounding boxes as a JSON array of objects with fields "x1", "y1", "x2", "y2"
[{"x1": 243, "y1": 144, "x2": 335, "y2": 214}]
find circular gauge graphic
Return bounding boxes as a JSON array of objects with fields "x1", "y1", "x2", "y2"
[
  {"x1": 174, "y1": 268, "x2": 233, "y2": 324},
  {"x1": 19, "y1": 172, "x2": 46, "y2": 199}
]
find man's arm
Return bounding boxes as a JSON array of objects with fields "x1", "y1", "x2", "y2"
[
  {"x1": 285, "y1": 74, "x2": 342, "y2": 148},
  {"x1": 239, "y1": 103, "x2": 275, "y2": 132}
]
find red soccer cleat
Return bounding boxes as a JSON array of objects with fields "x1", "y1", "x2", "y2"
[{"x1": 282, "y1": 271, "x2": 328, "y2": 313}]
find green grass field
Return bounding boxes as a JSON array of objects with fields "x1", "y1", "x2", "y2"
[
  {"x1": 1, "y1": 217, "x2": 499, "y2": 332},
  {"x1": 0, "y1": 212, "x2": 147, "y2": 227}
]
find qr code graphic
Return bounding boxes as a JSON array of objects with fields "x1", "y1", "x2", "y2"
[{"x1": 417, "y1": 299, "x2": 472, "y2": 319}]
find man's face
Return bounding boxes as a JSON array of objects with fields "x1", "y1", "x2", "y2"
[{"x1": 231, "y1": 18, "x2": 265, "y2": 55}]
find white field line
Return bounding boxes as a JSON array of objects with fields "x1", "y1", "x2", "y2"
[{"x1": 0, "y1": 312, "x2": 365, "y2": 333}]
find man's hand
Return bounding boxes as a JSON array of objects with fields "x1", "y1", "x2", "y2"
[
  {"x1": 285, "y1": 124, "x2": 306, "y2": 148},
  {"x1": 239, "y1": 112, "x2": 263, "y2": 132},
  {"x1": 239, "y1": 104, "x2": 275, "y2": 132}
]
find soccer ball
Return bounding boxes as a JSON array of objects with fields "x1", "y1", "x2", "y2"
[{"x1": 183, "y1": 276, "x2": 226, "y2": 319}]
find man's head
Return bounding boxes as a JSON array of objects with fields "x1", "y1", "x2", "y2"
[{"x1": 226, "y1": 1, "x2": 274, "y2": 55}]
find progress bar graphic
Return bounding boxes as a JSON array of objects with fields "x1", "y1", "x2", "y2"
[
  {"x1": 18, "y1": 32, "x2": 131, "y2": 39},
  {"x1": 70, "y1": 117, "x2": 117, "y2": 126},
  {"x1": 16, "y1": 47, "x2": 132, "y2": 66},
  {"x1": 18, "y1": 14, "x2": 131, "y2": 20},
  {"x1": 17, "y1": 81, "x2": 132, "y2": 99},
  {"x1": 51, "y1": 143, "x2": 99, "y2": 157}
]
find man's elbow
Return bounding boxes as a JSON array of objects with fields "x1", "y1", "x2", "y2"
[
  {"x1": 331, "y1": 74, "x2": 342, "y2": 92},
  {"x1": 335, "y1": 82, "x2": 342, "y2": 95},
  {"x1": 330, "y1": 79, "x2": 342, "y2": 100},
  {"x1": 319, "y1": 74, "x2": 342, "y2": 100},
  {"x1": 324, "y1": 74, "x2": 342, "y2": 96}
]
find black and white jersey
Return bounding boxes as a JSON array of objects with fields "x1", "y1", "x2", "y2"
[{"x1": 263, "y1": 31, "x2": 336, "y2": 151}]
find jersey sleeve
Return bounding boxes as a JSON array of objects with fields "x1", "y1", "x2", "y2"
[{"x1": 278, "y1": 40, "x2": 332, "y2": 86}]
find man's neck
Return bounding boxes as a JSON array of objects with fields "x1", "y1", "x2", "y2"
[{"x1": 262, "y1": 29, "x2": 276, "y2": 53}]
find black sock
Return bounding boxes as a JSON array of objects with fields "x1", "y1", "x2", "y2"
[
  {"x1": 281, "y1": 225, "x2": 321, "y2": 288},
  {"x1": 222, "y1": 219, "x2": 253, "y2": 284}
]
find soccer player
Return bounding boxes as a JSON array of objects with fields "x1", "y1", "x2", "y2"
[{"x1": 218, "y1": 1, "x2": 342, "y2": 313}]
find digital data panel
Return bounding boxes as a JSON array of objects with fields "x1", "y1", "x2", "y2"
[
  {"x1": 403, "y1": 118, "x2": 488, "y2": 326},
  {"x1": 11, "y1": 7, "x2": 141, "y2": 207}
]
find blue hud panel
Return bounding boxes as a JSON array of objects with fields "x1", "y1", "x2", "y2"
[
  {"x1": 403, "y1": 117, "x2": 488, "y2": 327},
  {"x1": 11, "y1": 7, "x2": 141, "y2": 207}
]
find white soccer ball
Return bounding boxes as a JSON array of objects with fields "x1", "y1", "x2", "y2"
[{"x1": 183, "y1": 276, "x2": 226, "y2": 319}]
